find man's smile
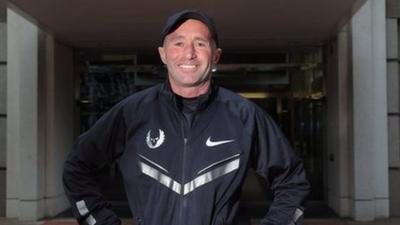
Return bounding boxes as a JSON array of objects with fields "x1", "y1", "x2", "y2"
[
  {"x1": 179, "y1": 64, "x2": 197, "y2": 68},
  {"x1": 178, "y1": 64, "x2": 199, "y2": 71}
]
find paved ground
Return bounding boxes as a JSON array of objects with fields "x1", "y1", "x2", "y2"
[{"x1": 1, "y1": 217, "x2": 400, "y2": 225}]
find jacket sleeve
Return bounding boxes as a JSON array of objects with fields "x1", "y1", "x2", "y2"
[
  {"x1": 63, "y1": 103, "x2": 126, "y2": 225},
  {"x1": 251, "y1": 108, "x2": 310, "y2": 225}
]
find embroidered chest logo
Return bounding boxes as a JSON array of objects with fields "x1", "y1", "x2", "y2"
[{"x1": 146, "y1": 129, "x2": 165, "y2": 149}]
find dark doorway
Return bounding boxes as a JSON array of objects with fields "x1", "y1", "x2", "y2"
[{"x1": 73, "y1": 50, "x2": 327, "y2": 219}]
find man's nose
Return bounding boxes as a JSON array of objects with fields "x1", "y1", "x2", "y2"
[{"x1": 184, "y1": 43, "x2": 196, "y2": 59}]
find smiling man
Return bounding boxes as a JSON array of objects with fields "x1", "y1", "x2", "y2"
[
  {"x1": 63, "y1": 9, "x2": 310, "y2": 225},
  {"x1": 158, "y1": 18, "x2": 221, "y2": 97}
]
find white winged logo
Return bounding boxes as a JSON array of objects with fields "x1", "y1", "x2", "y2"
[{"x1": 146, "y1": 129, "x2": 165, "y2": 149}]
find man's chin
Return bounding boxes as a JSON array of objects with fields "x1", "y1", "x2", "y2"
[{"x1": 182, "y1": 79, "x2": 211, "y2": 87}]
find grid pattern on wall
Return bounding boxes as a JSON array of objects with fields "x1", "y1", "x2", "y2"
[{"x1": 387, "y1": 15, "x2": 400, "y2": 216}]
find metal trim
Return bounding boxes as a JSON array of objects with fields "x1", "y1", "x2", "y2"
[
  {"x1": 139, "y1": 161, "x2": 181, "y2": 194},
  {"x1": 86, "y1": 214, "x2": 97, "y2": 225},
  {"x1": 138, "y1": 154, "x2": 169, "y2": 173},
  {"x1": 139, "y1": 157, "x2": 240, "y2": 195},
  {"x1": 197, "y1": 154, "x2": 240, "y2": 174},
  {"x1": 76, "y1": 200, "x2": 89, "y2": 216},
  {"x1": 184, "y1": 158, "x2": 240, "y2": 195},
  {"x1": 293, "y1": 208, "x2": 303, "y2": 222}
]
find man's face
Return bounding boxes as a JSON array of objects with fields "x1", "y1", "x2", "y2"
[{"x1": 158, "y1": 19, "x2": 221, "y2": 89}]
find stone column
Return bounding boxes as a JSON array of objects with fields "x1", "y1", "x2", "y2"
[
  {"x1": 350, "y1": 0, "x2": 389, "y2": 220},
  {"x1": 6, "y1": 7, "x2": 75, "y2": 220},
  {"x1": 43, "y1": 35, "x2": 74, "y2": 217},
  {"x1": 325, "y1": 23, "x2": 352, "y2": 217},
  {"x1": 6, "y1": 8, "x2": 45, "y2": 220}
]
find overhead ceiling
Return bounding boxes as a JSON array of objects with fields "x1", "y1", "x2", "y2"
[{"x1": 6, "y1": 0, "x2": 366, "y2": 52}]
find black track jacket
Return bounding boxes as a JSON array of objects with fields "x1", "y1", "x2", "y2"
[{"x1": 63, "y1": 82, "x2": 310, "y2": 225}]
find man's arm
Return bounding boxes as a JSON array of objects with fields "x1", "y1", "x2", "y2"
[
  {"x1": 63, "y1": 103, "x2": 126, "y2": 225},
  {"x1": 251, "y1": 108, "x2": 310, "y2": 225}
]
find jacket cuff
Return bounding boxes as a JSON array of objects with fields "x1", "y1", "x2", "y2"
[{"x1": 77, "y1": 207, "x2": 121, "y2": 225}]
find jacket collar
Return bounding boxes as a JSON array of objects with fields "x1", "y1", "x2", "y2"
[{"x1": 160, "y1": 79, "x2": 218, "y2": 112}]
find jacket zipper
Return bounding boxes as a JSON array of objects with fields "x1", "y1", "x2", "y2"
[{"x1": 179, "y1": 117, "x2": 188, "y2": 225}]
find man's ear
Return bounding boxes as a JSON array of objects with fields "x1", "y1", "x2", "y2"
[
  {"x1": 213, "y1": 48, "x2": 222, "y2": 64},
  {"x1": 158, "y1": 46, "x2": 167, "y2": 64}
]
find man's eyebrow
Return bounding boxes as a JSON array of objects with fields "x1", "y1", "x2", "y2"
[
  {"x1": 194, "y1": 37, "x2": 210, "y2": 42},
  {"x1": 168, "y1": 35, "x2": 210, "y2": 42},
  {"x1": 167, "y1": 35, "x2": 185, "y2": 41}
]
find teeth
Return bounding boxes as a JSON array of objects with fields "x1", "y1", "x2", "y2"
[{"x1": 180, "y1": 64, "x2": 196, "y2": 69}]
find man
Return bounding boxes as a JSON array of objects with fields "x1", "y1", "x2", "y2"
[{"x1": 63, "y1": 9, "x2": 310, "y2": 225}]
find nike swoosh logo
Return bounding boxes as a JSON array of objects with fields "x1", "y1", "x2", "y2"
[{"x1": 206, "y1": 137, "x2": 235, "y2": 147}]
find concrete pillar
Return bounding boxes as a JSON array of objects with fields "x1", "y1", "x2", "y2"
[
  {"x1": 43, "y1": 35, "x2": 74, "y2": 217},
  {"x1": 350, "y1": 0, "x2": 389, "y2": 220},
  {"x1": 336, "y1": 24, "x2": 352, "y2": 218},
  {"x1": 370, "y1": 0, "x2": 389, "y2": 218},
  {"x1": 325, "y1": 24, "x2": 352, "y2": 217},
  {"x1": 6, "y1": 8, "x2": 45, "y2": 220},
  {"x1": 6, "y1": 7, "x2": 74, "y2": 220}
]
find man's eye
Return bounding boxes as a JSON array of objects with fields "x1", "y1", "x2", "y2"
[
  {"x1": 173, "y1": 42, "x2": 184, "y2": 47},
  {"x1": 196, "y1": 42, "x2": 207, "y2": 47}
]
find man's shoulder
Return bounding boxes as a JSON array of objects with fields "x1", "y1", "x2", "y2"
[
  {"x1": 217, "y1": 86, "x2": 256, "y2": 110},
  {"x1": 120, "y1": 83, "x2": 163, "y2": 106},
  {"x1": 216, "y1": 86, "x2": 273, "y2": 120},
  {"x1": 214, "y1": 86, "x2": 262, "y2": 124}
]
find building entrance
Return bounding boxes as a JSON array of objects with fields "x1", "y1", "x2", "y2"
[{"x1": 75, "y1": 50, "x2": 327, "y2": 218}]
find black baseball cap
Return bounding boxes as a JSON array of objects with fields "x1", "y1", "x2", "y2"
[{"x1": 160, "y1": 9, "x2": 219, "y2": 47}]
